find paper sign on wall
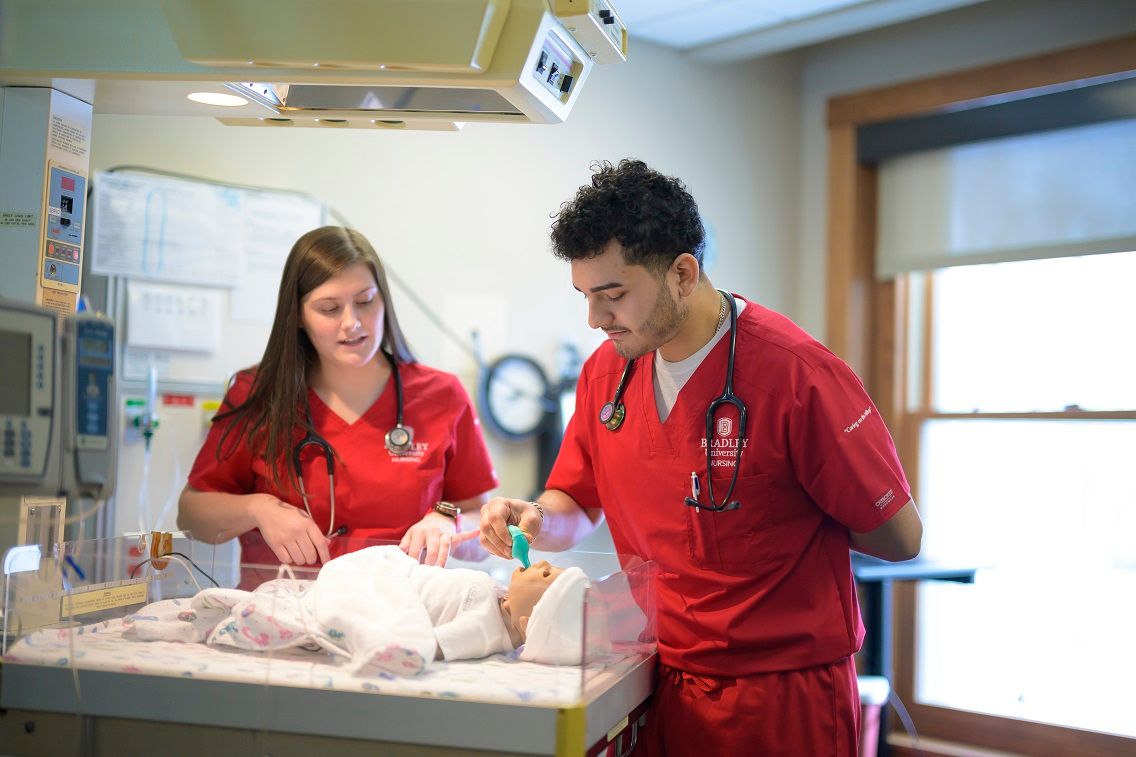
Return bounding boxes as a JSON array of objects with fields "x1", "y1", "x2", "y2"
[{"x1": 126, "y1": 280, "x2": 221, "y2": 353}]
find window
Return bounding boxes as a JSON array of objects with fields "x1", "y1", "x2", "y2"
[
  {"x1": 909, "y1": 251, "x2": 1136, "y2": 738},
  {"x1": 827, "y1": 35, "x2": 1136, "y2": 753}
]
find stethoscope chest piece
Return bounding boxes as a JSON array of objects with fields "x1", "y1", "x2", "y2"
[
  {"x1": 383, "y1": 350, "x2": 413, "y2": 455},
  {"x1": 599, "y1": 401, "x2": 626, "y2": 431},
  {"x1": 600, "y1": 356, "x2": 636, "y2": 432},
  {"x1": 385, "y1": 424, "x2": 413, "y2": 455}
]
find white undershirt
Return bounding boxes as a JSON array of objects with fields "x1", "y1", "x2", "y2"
[{"x1": 654, "y1": 296, "x2": 746, "y2": 422}]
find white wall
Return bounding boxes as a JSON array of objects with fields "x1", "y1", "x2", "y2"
[
  {"x1": 795, "y1": 0, "x2": 1136, "y2": 340},
  {"x1": 94, "y1": 42, "x2": 802, "y2": 544}
]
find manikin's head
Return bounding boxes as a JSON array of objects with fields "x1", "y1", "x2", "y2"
[
  {"x1": 502, "y1": 560, "x2": 568, "y2": 636},
  {"x1": 502, "y1": 561, "x2": 609, "y2": 665}
]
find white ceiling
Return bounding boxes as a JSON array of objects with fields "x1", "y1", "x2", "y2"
[{"x1": 611, "y1": 0, "x2": 990, "y2": 63}]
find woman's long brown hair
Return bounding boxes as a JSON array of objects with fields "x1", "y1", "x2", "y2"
[{"x1": 213, "y1": 226, "x2": 415, "y2": 494}]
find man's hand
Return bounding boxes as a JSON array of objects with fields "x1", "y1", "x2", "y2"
[{"x1": 479, "y1": 497, "x2": 543, "y2": 559}]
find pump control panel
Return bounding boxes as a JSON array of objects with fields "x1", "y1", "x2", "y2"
[
  {"x1": 65, "y1": 311, "x2": 117, "y2": 500},
  {"x1": 0, "y1": 302, "x2": 117, "y2": 502},
  {"x1": 0, "y1": 304, "x2": 56, "y2": 482}
]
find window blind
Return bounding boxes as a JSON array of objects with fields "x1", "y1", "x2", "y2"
[{"x1": 876, "y1": 118, "x2": 1136, "y2": 278}]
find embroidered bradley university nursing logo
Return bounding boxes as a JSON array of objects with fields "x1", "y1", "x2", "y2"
[{"x1": 700, "y1": 420, "x2": 748, "y2": 469}]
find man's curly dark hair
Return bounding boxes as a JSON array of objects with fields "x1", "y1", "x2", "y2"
[{"x1": 550, "y1": 159, "x2": 705, "y2": 274}]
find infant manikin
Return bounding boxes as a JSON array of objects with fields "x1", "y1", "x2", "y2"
[{"x1": 126, "y1": 545, "x2": 607, "y2": 676}]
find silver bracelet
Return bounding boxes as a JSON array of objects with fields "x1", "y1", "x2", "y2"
[{"x1": 530, "y1": 501, "x2": 545, "y2": 521}]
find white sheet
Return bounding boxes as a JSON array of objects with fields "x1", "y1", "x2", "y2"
[{"x1": 5, "y1": 615, "x2": 645, "y2": 707}]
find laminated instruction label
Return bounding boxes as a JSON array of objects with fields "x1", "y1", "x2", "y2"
[
  {"x1": 0, "y1": 212, "x2": 36, "y2": 227},
  {"x1": 62, "y1": 581, "x2": 149, "y2": 616}
]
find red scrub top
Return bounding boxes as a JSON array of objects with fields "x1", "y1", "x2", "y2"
[
  {"x1": 547, "y1": 296, "x2": 910, "y2": 677},
  {"x1": 188, "y1": 362, "x2": 498, "y2": 559}
]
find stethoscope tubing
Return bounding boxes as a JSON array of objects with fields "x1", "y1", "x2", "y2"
[
  {"x1": 702, "y1": 292, "x2": 746, "y2": 511},
  {"x1": 296, "y1": 456, "x2": 338, "y2": 538},
  {"x1": 602, "y1": 289, "x2": 748, "y2": 511},
  {"x1": 293, "y1": 350, "x2": 410, "y2": 537}
]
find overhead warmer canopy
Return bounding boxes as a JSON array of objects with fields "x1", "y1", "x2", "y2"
[{"x1": 0, "y1": 0, "x2": 628, "y2": 130}]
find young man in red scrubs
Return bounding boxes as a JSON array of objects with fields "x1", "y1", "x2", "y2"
[{"x1": 480, "y1": 160, "x2": 923, "y2": 755}]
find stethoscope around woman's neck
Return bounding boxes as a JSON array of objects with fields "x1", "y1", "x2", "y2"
[
  {"x1": 598, "y1": 289, "x2": 748, "y2": 512},
  {"x1": 293, "y1": 349, "x2": 414, "y2": 536}
]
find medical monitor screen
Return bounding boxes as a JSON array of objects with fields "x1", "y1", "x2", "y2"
[{"x1": 0, "y1": 330, "x2": 32, "y2": 416}]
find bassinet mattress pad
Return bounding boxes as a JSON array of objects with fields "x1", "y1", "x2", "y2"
[{"x1": 6, "y1": 614, "x2": 633, "y2": 707}]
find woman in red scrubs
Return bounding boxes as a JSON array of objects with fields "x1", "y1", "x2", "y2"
[
  {"x1": 479, "y1": 161, "x2": 923, "y2": 755},
  {"x1": 178, "y1": 226, "x2": 497, "y2": 569}
]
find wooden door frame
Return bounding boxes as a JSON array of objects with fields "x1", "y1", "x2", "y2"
[{"x1": 825, "y1": 32, "x2": 1136, "y2": 757}]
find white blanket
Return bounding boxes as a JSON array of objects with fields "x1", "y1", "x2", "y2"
[{"x1": 127, "y1": 547, "x2": 450, "y2": 675}]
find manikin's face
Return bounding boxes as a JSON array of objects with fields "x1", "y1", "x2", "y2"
[
  {"x1": 502, "y1": 560, "x2": 567, "y2": 640},
  {"x1": 570, "y1": 240, "x2": 686, "y2": 359},
  {"x1": 300, "y1": 261, "x2": 385, "y2": 370}
]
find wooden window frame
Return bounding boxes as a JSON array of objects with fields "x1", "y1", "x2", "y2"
[{"x1": 825, "y1": 33, "x2": 1136, "y2": 757}]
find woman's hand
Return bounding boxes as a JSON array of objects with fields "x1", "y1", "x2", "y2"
[
  {"x1": 400, "y1": 512, "x2": 479, "y2": 567},
  {"x1": 249, "y1": 494, "x2": 331, "y2": 565},
  {"x1": 478, "y1": 497, "x2": 543, "y2": 559}
]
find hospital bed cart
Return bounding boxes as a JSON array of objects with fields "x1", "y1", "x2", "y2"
[{"x1": 1, "y1": 534, "x2": 657, "y2": 756}]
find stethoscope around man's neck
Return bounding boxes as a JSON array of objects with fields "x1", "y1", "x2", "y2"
[
  {"x1": 598, "y1": 289, "x2": 748, "y2": 512},
  {"x1": 293, "y1": 349, "x2": 413, "y2": 536}
]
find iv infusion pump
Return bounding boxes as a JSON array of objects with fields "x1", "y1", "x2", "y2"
[{"x1": 0, "y1": 299, "x2": 116, "y2": 550}]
